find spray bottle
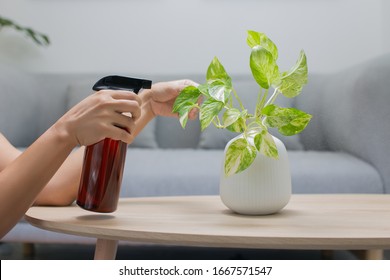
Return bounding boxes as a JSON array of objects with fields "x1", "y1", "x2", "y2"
[{"x1": 76, "y1": 75, "x2": 152, "y2": 212}]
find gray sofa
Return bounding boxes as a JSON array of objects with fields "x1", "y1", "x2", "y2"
[{"x1": 1, "y1": 53, "x2": 390, "y2": 245}]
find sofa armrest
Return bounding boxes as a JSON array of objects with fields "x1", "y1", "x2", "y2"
[{"x1": 318, "y1": 54, "x2": 390, "y2": 193}]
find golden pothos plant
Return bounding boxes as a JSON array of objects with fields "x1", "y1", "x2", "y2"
[{"x1": 173, "y1": 30, "x2": 312, "y2": 176}]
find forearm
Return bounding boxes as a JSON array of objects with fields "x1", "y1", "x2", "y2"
[
  {"x1": 34, "y1": 147, "x2": 84, "y2": 206},
  {"x1": 0, "y1": 126, "x2": 75, "y2": 238}
]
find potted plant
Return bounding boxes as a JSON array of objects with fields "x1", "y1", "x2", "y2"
[{"x1": 173, "y1": 30, "x2": 311, "y2": 215}]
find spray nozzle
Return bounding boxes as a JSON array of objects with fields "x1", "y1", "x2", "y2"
[{"x1": 93, "y1": 75, "x2": 152, "y2": 93}]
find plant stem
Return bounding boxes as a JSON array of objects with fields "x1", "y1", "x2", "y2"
[
  {"x1": 232, "y1": 88, "x2": 245, "y2": 111},
  {"x1": 260, "y1": 88, "x2": 279, "y2": 127},
  {"x1": 213, "y1": 116, "x2": 223, "y2": 128},
  {"x1": 264, "y1": 87, "x2": 280, "y2": 108},
  {"x1": 255, "y1": 88, "x2": 268, "y2": 118}
]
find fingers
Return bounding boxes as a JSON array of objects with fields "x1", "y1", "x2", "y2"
[
  {"x1": 188, "y1": 107, "x2": 199, "y2": 120},
  {"x1": 170, "y1": 79, "x2": 199, "y2": 94},
  {"x1": 106, "y1": 125, "x2": 135, "y2": 144},
  {"x1": 109, "y1": 90, "x2": 142, "y2": 104},
  {"x1": 100, "y1": 90, "x2": 140, "y2": 143},
  {"x1": 177, "y1": 79, "x2": 199, "y2": 88},
  {"x1": 113, "y1": 102, "x2": 141, "y2": 120},
  {"x1": 91, "y1": 90, "x2": 142, "y2": 144},
  {"x1": 98, "y1": 90, "x2": 142, "y2": 119},
  {"x1": 112, "y1": 112, "x2": 137, "y2": 134}
]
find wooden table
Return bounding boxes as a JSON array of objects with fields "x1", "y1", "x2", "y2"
[{"x1": 25, "y1": 195, "x2": 390, "y2": 260}]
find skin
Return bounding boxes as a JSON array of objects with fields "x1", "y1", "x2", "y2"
[{"x1": 0, "y1": 79, "x2": 198, "y2": 239}]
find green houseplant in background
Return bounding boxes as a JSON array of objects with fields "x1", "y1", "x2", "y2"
[
  {"x1": 0, "y1": 15, "x2": 50, "y2": 46},
  {"x1": 173, "y1": 30, "x2": 312, "y2": 214}
]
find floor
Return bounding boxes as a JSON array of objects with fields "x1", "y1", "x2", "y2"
[{"x1": 2, "y1": 242, "x2": 388, "y2": 260}]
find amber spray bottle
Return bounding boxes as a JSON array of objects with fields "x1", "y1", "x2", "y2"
[{"x1": 76, "y1": 76, "x2": 152, "y2": 212}]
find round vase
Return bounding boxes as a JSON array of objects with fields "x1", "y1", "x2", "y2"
[{"x1": 219, "y1": 135, "x2": 291, "y2": 215}]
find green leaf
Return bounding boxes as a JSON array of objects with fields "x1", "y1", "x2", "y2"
[
  {"x1": 279, "y1": 50, "x2": 308, "y2": 98},
  {"x1": 226, "y1": 117, "x2": 246, "y2": 133},
  {"x1": 222, "y1": 108, "x2": 241, "y2": 127},
  {"x1": 207, "y1": 57, "x2": 230, "y2": 81},
  {"x1": 224, "y1": 137, "x2": 257, "y2": 176},
  {"x1": 199, "y1": 98, "x2": 224, "y2": 131},
  {"x1": 246, "y1": 30, "x2": 278, "y2": 60},
  {"x1": 253, "y1": 130, "x2": 279, "y2": 158},
  {"x1": 0, "y1": 17, "x2": 14, "y2": 27},
  {"x1": 172, "y1": 86, "x2": 201, "y2": 112},
  {"x1": 198, "y1": 83, "x2": 209, "y2": 95},
  {"x1": 245, "y1": 125, "x2": 278, "y2": 159},
  {"x1": 208, "y1": 79, "x2": 230, "y2": 103},
  {"x1": 206, "y1": 57, "x2": 232, "y2": 103},
  {"x1": 172, "y1": 86, "x2": 202, "y2": 128},
  {"x1": 250, "y1": 46, "x2": 280, "y2": 89},
  {"x1": 223, "y1": 109, "x2": 247, "y2": 133},
  {"x1": 262, "y1": 104, "x2": 312, "y2": 136},
  {"x1": 178, "y1": 110, "x2": 191, "y2": 128},
  {"x1": 0, "y1": 16, "x2": 50, "y2": 46}
]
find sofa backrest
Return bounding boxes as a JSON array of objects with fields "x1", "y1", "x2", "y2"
[
  {"x1": 0, "y1": 64, "x2": 40, "y2": 147},
  {"x1": 0, "y1": 65, "x2": 76, "y2": 147},
  {"x1": 0, "y1": 66, "x2": 314, "y2": 150}
]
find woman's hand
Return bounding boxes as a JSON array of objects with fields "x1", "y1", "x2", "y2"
[
  {"x1": 141, "y1": 79, "x2": 200, "y2": 120},
  {"x1": 54, "y1": 90, "x2": 142, "y2": 147}
]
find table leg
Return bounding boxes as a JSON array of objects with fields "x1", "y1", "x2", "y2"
[
  {"x1": 320, "y1": 250, "x2": 334, "y2": 259},
  {"x1": 351, "y1": 250, "x2": 384, "y2": 260},
  {"x1": 94, "y1": 239, "x2": 118, "y2": 260}
]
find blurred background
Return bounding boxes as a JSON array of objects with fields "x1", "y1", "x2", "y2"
[{"x1": 0, "y1": 0, "x2": 389, "y2": 76}]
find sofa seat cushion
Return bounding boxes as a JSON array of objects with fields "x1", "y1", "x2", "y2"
[
  {"x1": 289, "y1": 151, "x2": 383, "y2": 194},
  {"x1": 120, "y1": 149, "x2": 383, "y2": 198},
  {"x1": 121, "y1": 149, "x2": 224, "y2": 197}
]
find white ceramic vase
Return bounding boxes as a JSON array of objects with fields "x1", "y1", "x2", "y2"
[{"x1": 220, "y1": 135, "x2": 291, "y2": 215}]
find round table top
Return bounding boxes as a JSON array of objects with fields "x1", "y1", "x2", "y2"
[{"x1": 25, "y1": 194, "x2": 390, "y2": 250}]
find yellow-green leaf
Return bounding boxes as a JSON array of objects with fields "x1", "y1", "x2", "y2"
[
  {"x1": 206, "y1": 57, "x2": 232, "y2": 102},
  {"x1": 254, "y1": 131, "x2": 278, "y2": 158},
  {"x1": 224, "y1": 137, "x2": 257, "y2": 176},
  {"x1": 262, "y1": 104, "x2": 312, "y2": 136},
  {"x1": 279, "y1": 50, "x2": 308, "y2": 98},
  {"x1": 172, "y1": 86, "x2": 202, "y2": 128},
  {"x1": 199, "y1": 98, "x2": 224, "y2": 130},
  {"x1": 247, "y1": 30, "x2": 278, "y2": 60},
  {"x1": 250, "y1": 46, "x2": 280, "y2": 89}
]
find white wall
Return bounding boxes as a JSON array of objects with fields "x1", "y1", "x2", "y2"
[{"x1": 0, "y1": 0, "x2": 389, "y2": 76}]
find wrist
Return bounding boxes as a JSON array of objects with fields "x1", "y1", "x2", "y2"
[
  {"x1": 139, "y1": 89, "x2": 156, "y2": 118},
  {"x1": 49, "y1": 119, "x2": 79, "y2": 150}
]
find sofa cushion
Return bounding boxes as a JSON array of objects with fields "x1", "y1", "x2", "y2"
[
  {"x1": 120, "y1": 149, "x2": 223, "y2": 197},
  {"x1": 198, "y1": 78, "x2": 304, "y2": 150},
  {"x1": 288, "y1": 151, "x2": 383, "y2": 194},
  {"x1": 66, "y1": 80, "x2": 158, "y2": 148},
  {"x1": 155, "y1": 116, "x2": 201, "y2": 149},
  {"x1": 119, "y1": 149, "x2": 383, "y2": 198}
]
